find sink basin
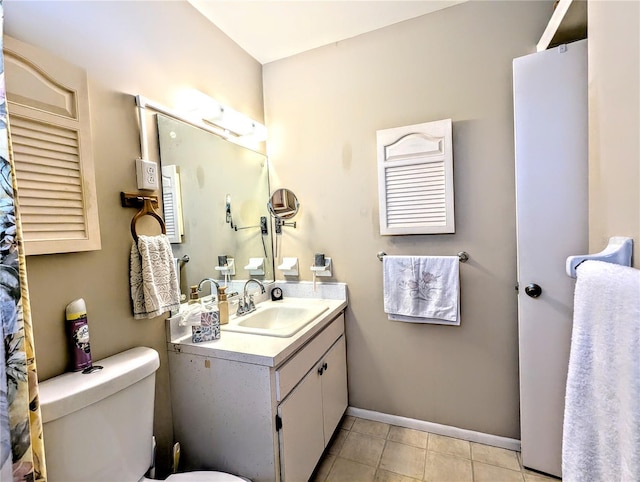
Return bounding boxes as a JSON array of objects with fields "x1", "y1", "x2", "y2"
[{"x1": 221, "y1": 303, "x2": 329, "y2": 337}]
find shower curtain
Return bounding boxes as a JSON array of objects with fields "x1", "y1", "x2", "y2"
[{"x1": 0, "y1": 2, "x2": 47, "y2": 481}]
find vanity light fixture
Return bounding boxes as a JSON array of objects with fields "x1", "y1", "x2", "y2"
[
  {"x1": 136, "y1": 94, "x2": 267, "y2": 157},
  {"x1": 174, "y1": 89, "x2": 267, "y2": 142}
]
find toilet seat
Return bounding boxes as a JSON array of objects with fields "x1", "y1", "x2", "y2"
[
  {"x1": 166, "y1": 471, "x2": 248, "y2": 482},
  {"x1": 140, "y1": 471, "x2": 247, "y2": 482}
]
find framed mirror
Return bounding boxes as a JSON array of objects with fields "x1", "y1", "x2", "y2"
[{"x1": 156, "y1": 114, "x2": 274, "y2": 296}]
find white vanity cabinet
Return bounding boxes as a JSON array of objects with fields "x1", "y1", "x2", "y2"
[{"x1": 168, "y1": 310, "x2": 347, "y2": 482}]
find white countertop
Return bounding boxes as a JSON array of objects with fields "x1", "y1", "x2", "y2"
[{"x1": 167, "y1": 296, "x2": 347, "y2": 367}]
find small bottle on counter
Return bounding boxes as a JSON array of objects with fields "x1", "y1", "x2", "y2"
[
  {"x1": 188, "y1": 285, "x2": 200, "y2": 304},
  {"x1": 218, "y1": 286, "x2": 229, "y2": 325}
]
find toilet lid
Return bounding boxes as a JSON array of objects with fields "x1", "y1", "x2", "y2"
[{"x1": 165, "y1": 471, "x2": 247, "y2": 482}]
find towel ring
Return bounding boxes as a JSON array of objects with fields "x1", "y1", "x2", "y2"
[{"x1": 131, "y1": 197, "x2": 166, "y2": 242}]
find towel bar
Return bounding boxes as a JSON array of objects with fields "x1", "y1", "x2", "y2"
[
  {"x1": 566, "y1": 236, "x2": 633, "y2": 278},
  {"x1": 377, "y1": 251, "x2": 469, "y2": 262}
]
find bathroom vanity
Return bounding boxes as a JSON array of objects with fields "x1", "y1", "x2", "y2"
[{"x1": 167, "y1": 294, "x2": 348, "y2": 482}]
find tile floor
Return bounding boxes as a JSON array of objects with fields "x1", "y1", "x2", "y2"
[{"x1": 311, "y1": 416, "x2": 560, "y2": 482}]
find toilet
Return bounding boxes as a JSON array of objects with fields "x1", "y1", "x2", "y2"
[{"x1": 39, "y1": 347, "x2": 246, "y2": 482}]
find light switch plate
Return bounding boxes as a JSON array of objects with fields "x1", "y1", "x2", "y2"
[{"x1": 136, "y1": 158, "x2": 158, "y2": 190}]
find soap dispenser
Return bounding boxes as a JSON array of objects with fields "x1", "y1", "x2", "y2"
[
  {"x1": 217, "y1": 286, "x2": 229, "y2": 325},
  {"x1": 188, "y1": 285, "x2": 200, "y2": 304}
]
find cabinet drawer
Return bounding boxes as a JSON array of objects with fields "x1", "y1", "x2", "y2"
[{"x1": 275, "y1": 313, "x2": 344, "y2": 401}]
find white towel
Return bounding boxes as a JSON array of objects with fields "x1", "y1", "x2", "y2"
[
  {"x1": 562, "y1": 260, "x2": 640, "y2": 482},
  {"x1": 383, "y1": 256, "x2": 460, "y2": 325},
  {"x1": 130, "y1": 234, "x2": 180, "y2": 319},
  {"x1": 176, "y1": 302, "x2": 218, "y2": 327}
]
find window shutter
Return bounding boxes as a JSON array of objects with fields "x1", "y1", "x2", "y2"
[
  {"x1": 377, "y1": 119, "x2": 455, "y2": 235},
  {"x1": 3, "y1": 35, "x2": 101, "y2": 255},
  {"x1": 161, "y1": 165, "x2": 184, "y2": 244}
]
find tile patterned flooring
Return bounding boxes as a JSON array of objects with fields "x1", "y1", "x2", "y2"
[{"x1": 311, "y1": 416, "x2": 560, "y2": 482}]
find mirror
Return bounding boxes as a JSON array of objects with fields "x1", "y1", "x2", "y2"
[
  {"x1": 268, "y1": 188, "x2": 300, "y2": 259},
  {"x1": 268, "y1": 188, "x2": 300, "y2": 220},
  {"x1": 156, "y1": 114, "x2": 273, "y2": 296}
]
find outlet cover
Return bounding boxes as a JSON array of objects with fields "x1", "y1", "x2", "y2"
[{"x1": 136, "y1": 158, "x2": 158, "y2": 190}]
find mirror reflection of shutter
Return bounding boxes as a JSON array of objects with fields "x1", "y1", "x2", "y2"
[
  {"x1": 376, "y1": 119, "x2": 455, "y2": 235},
  {"x1": 3, "y1": 35, "x2": 100, "y2": 255},
  {"x1": 161, "y1": 165, "x2": 184, "y2": 244}
]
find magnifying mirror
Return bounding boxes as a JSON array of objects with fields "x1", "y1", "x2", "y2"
[
  {"x1": 267, "y1": 188, "x2": 300, "y2": 220},
  {"x1": 268, "y1": 189, "x2": 299, "y2": 259}
]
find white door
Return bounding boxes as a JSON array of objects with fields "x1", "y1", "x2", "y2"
[{"x1": 513, "y1": 40, "x2": 588, "y2": 477}]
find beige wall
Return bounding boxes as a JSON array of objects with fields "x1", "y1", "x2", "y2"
[
  {"x1": 588, "y1": 1, "x2": 640, "y2": 267},
  {"x1": 11, "y1": 0, "x2": 635, "y2": 469},
  {"x1": 263, "y1": 1, "x2": 552, "y2": 439},
  {"x1": 4, "y1": 1, "x2": 263, "y2": 475}
]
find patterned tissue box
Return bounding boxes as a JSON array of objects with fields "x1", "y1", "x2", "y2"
[{"x1": 191, "y1": 310, "x2": 221, "y2": 343}]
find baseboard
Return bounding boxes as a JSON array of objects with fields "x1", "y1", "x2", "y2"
[{"x1": 346, "y1": 406, "x2": 521, "y2": 452}]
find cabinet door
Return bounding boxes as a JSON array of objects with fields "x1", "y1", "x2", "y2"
[
  {"x1": 278, "y1": 367, "x2": 325, "y2": 481},
  {"x1": 321, "y1": 336, "x2": 348, "y2": 446}
]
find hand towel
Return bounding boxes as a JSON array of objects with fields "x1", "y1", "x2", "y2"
[
  {"x1": 130, "y1": 234, "x2": 180, "y2": 319},
  {"x1": 383, "y1": 256, "x2": 460, "y2": 325},
  {"x1": 562, "y1": 260, "x2": 640, "y2": 482}
]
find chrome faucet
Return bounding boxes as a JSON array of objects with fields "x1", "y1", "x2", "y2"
[
  {"x1": 197, "y1": 278, "x2": 220, "y2": 302},
  {"x1": 237, "y1": 278, "x2": 265, "y2": 316}
]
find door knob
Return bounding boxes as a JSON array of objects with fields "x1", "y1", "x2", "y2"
[{"x1": 524, "y1": 283, "x2": 542, "y2": 298}]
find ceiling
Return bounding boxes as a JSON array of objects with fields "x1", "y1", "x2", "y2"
[{"x1": 187, "y1": 1, "x2": 467, "y2": 64}]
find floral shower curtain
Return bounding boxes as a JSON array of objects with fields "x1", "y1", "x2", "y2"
[{"x1": 0, "y1": 2, "x2": 47, "y2": 481}]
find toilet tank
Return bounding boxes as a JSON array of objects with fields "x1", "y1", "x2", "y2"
[{"x1": 39, "y1": 347, "x2": 160, "y2": 482}]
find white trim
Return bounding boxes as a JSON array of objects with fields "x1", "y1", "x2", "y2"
[
  {"x1": 346, "y1": 406, "x2": 521, "y2": 452},
  {"x1": 536, "y1": 0, "x2": 573, "y2": 52}
]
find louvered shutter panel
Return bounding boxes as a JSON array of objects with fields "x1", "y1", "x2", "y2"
[
  {"x1": 377, "y1": 119, "x2": 454, "y2": 235},
  {"x1": 161, "y1": 165, "x2": 184, "y2": 244},
  {"x1": 3, "y1": 35, "x2": 101, "y2": 255}
]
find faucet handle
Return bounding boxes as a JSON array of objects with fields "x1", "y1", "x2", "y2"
[{"x1": 247, "y1": 295, "x2": 255, "y2": 311}]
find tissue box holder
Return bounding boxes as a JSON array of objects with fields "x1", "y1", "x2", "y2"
[{"x1": 191, "y1": 310, "x2": 220, "y2": 343}]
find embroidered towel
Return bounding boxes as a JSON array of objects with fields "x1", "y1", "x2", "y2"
[
  {"x1": 130, "y1": 234, "x2": 180, "y2": 319},
  {"x1": 383, "y1": 256, "x2": 459, "y2": 325},
  {"x1": 562, "y1": 260, "x2": 640, "y2": 482}
]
